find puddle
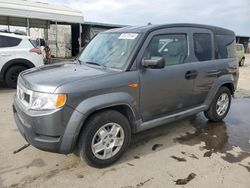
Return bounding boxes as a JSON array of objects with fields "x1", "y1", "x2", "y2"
[{"x1": 175, "y1": 98, "x2": 250, "y2": 163}]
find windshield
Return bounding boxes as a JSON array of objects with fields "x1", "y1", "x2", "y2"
[{"x1": 78, "y1": 32, "x2": 141, "y2": 69}]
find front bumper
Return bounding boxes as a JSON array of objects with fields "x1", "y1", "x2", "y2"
[{"x1": 13, "y1": 95, "x2": 85, "y2": 154}]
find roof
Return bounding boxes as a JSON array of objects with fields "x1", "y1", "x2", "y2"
[
  {"x1": 0, "y1": 0, "x2": 84, "y2": 24},
  {"x1": 0, "y1": 31, "x2": 30, "y2": 39},
  {"x1": 106, "y1": 23, "x2": 235, "y2": 35},
  {"x1": 236, "y1": 35, "x2": 250, "y2": 38}
]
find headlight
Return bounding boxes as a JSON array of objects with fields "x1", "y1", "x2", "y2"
[{"x1": 30, "y1": 92, "x2": 67, "y2": 110}]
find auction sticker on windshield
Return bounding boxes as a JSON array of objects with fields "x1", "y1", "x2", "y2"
[{"x1": 119, "y1": 33, "x2": 138, "y2": 40}]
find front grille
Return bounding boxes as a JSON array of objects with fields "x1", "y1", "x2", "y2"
[{"x1": 24, "y1": 93, "x2": 30, "y2": 103}]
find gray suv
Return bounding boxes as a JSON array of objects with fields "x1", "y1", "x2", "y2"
[{"x1": 13, "y1": 24, "x2": 239, "y2": 168}]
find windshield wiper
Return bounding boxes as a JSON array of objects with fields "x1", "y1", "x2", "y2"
[
  {"x1": 85, "y1": 61, "x2": 107, "y2": 69},
  {"x1": 85, "y1": 61, "x2": 102, "y2": 66}
]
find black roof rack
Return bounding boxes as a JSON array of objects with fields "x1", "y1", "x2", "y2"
[{"x1": 106, "y1": 23, "x2": 235, "y2": 36}]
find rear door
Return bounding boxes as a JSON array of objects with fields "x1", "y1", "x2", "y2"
[
  {"x1": 0, "y1": 35, "x2": 22, "y2": 66},
  {"x1": 190, "y1": 28, "x2": 218, "y2": 106}
]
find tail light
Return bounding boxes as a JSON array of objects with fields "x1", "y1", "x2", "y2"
[{"x1": 29, "y1": 48, "x2": 42, "y2": 55}]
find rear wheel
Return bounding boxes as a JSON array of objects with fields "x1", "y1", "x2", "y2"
[
  {"x1": 5, "y1": 66, "x2": 26, "y2": 88},
  {"x1": 239, "y1": 58, "x2": 245, "y2": 67},
  {"x1": 204, "y1": 87, "x2": 231, "y2": 122},
  {"x1": 78, "y1": 110, "x2": 131, "y2": 168}
]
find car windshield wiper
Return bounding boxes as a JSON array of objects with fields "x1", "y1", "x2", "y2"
[
  {"x1": 85, "y1": 61, "x2": 102, "y2": 66},
  {"x1": 76, "y1": 60, "x2": 101, "y2": 67},
  {"x1": 84, "y1": 61, "x2": 107, "y2": 69}
]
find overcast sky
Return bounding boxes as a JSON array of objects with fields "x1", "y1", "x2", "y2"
[
  {"x1": 40, "y1": 0, "x2": 250, "y2": 35},
  {"x1": 3, "y1": 0, "x2": 250, "y2": 36}
]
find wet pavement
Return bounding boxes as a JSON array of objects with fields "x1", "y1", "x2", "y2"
[
  {"x1": 1, "y1": 76, "x2": 250, "y2": 187},
  {"x1": 175, "y1": 98, "x2": 250, "y2": 164}
]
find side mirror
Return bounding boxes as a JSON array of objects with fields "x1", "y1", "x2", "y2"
[{"x1": 142, "y1": 57, "x2": 165, "y2": 69}]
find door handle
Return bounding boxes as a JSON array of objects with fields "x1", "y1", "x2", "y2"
[{"x1": 185, "y1": 70, "x2": 198, "y2": 80}]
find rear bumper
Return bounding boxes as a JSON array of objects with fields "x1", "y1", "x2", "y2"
[{"x1": 13, "y1": 95, "x2": 85, "y2": 154}]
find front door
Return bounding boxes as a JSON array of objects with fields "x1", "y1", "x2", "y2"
[{"x1": 138, "y1": 28, "x2": 195, "y2": 122}]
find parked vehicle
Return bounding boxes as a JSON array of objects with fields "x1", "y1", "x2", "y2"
[
  {"x1": 0, "y1": 32, "x2": 44, "y2": 88},
  {"x1": 236, "y1": 43, "x2": 245, "y2": 66},
  {"x1": 13, "y1": 24, "x2": 239, "y2": 168}
]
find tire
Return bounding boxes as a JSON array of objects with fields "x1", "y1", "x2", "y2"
[
  {"x1": 78, "y1": 110, "x2": 131, "y2": 168},
  {"x1": 204, "y1": 87, "x2": 231, "y2": 122},
  {"x1": 5, "y1": 66, "x2": 26, "y2": 88},
  {"x1": 239, "y1": 58, "x2": 245, "y2": 67}
]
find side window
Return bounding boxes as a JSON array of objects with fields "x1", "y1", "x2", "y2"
[
  {"x1": 143, "y1": 34, "x2": 188, "y2": 66},
  {"x1": 216, "y1": 35, "x2": 236, "y2": 59},
  {"x1": 0, "y1": 36, "x2": 22, "y2": 48},
  {"x1": 193, "y1": 33, "x2": 212, "y2": 61}
]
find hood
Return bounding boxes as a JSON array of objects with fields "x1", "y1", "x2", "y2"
[{"x1": 18, "y1": 62, "x2": 113, "y2": 93}]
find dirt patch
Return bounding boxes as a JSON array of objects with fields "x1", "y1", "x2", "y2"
[
  {"x1": 127, "y1": 163, "x2": 135, "y2": 166},
  {"x1": 203, "y1": 151, "x2": 213, "y2": 157},
  {"x1": 102, "y1": 167, "x2": 117, "y2": 176},
  {"x1": 239, "y1": 164, "x2": 250, "y2": 173},
  {"x1": 77, "y1": 174, "x2": 84, "y2": 179},
  {"x1": 174, "y1": 173, "x2": 196, "y2": 185},
  {"x1": 152, "y1": 144, "x2": 163, "y2": 151},
  {"x1": 136, "y1": 178, "x2": 154, "y2": 187},
  {"x1": 134, "y1": 155, "x2": 140, "y2": 159},
  {"x1": 181, "y1": 151, "x2": 199, "y2": 159},
  {"x1": 9, "y1": 161, "x2": 79, "y2": 188},
  {"x1": 26, "y1": 158, "x2": 46, "y2": 168},
  {"x1": 122, "y1": 177, "x2": 154, "y2": 188},
  {"x1": 171, "y1": 156, "x2": 186, "y2": 162}
]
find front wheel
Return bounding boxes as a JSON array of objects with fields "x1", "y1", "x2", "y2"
[
  {"x1": 5, "y1": 66, "x2": 26, "y2": 88},
  {"x1": 78, "y1": 110, "x2": 131, "y2": 168},
  {"x1": 204, "y1": 87, "x2": 231, "y2": 122}
]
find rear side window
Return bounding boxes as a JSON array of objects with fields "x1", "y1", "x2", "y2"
[
  {"x1": 216, "y1": 35, "x2": 236, "y2": 59},
  {"x1": 0, "y1": 36, "x2": 22, "y2": 48},
  {"x1": 193, "y1": 33, "x2": 212, "y2": 61},
  {"x1": 29, "y1": 39, "x2": 38, "y2": 48}
]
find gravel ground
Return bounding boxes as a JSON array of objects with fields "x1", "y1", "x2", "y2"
[{"x1": 0, "y1": 55, "x2": 250, "y2": 188}]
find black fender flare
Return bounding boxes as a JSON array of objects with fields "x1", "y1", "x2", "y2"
[
  {"x1": 59, "y1": 92, "x2": 140, "y2": 153},
  {"x1": 204, "y1": 74, "x2": 235, "y2": 108}
]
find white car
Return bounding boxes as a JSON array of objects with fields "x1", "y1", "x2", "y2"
[{"x1": 0, "y1": 32, "x2": 44, "y2": 88}]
